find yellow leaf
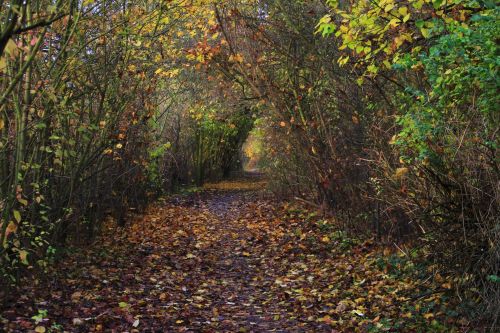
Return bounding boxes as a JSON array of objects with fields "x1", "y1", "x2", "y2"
[
  {"x1": 385, "y1": 4, "x2": 395, "y2": 12},
  {"x1": 232, "y1": 53, "x2": 244, "y2": 63},
  {"x1": 317, "y1": 315, "x2": 333, "y2": 323},
  {"x1": 18, "y1": 198, "x2": 28, "y2": 206},
  {"x1": 388, "y1": 18, "x2": 400, "y2": 28},
  {"x1": 5, "y1": 39, "x2": 18, "y2": 58},
  {"x1": 19, "y1": 250, "x2": 29, "y2": 265},
  {"x1": 352, "y1": 309, "x2": 365, "y2": 316},
  {"x1": 0, "y1": 57, "x2": 6, "y2": 73},
  {"x1": 71, "y1": 291, "x2": 82, "y2": 302},
  {"x1": 337, "y1": 55, "x2": 349, "y2": 66},
  {"x1": 35, "y1": 326, "x2": 46, "y2": 333},
  {"x1": 394, "y1": 167, "x2": 409, "y2": 179}
]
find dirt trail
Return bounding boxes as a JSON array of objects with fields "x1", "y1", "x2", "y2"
[
  {"x1": 2, "y1": 176, "x2": 326, "y2": 332},
  {"x1": 2, "y1": 175, "x2": 464, "y2": 332}
]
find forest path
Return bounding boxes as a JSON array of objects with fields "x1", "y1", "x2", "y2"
[
  {"x1": 2, "y1": 175, "x2": 457, "y2": 332},
  {"x1": 3, "y1": 174, "x2": 332, "y2": 332}
]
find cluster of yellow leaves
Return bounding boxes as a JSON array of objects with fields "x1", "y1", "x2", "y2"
[{"x1": 321, "y1": 0, "x2": 475, "y2": 77}]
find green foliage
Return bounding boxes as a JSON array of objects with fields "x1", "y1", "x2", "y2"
[
  {"x1": 191, "y1": 105, "x2": 254, "y2": 184},
  {"x1": 394, "y1": 11, "x2": 499, "y2": 164},
  {"x1": 146, "y1": 143, "x2": 172, "y2": 191}
]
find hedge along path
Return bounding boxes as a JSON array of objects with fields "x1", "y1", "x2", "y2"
[{"x1": 2, "y1": 176, "x2": 470, "y2": 332}]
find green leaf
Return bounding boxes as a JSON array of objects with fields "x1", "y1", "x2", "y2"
[
  {"x1": 415, "y1": 20, "x2": 425, "y2": 29},
  {"x1": 119, "y1": 301, "x2": 129, "y2": 308},
  {"x1": 326, "y1": 0, "x2": 338, "y2": 8},
  {"x1": 413, "y1": 0, "x2": 424, "y2": 9},
  {"x1": 420, "y1": 28, "x2": 431, "y2": 38},
  {"x1": 432, "y1": 0, "x2": 443, "y2": 9},
  {"x1": 367, "y1": 64, "x2": 378, "y2": 74},
  {"x1": 13, "y1": 210, "x2": 21, "y2": 223},
  {"x1": 318, "y1": 23, "x2": 336, "y2": 37},
  {"x1": 487, "y1": 275, "x2": 500, "y2": 283}
]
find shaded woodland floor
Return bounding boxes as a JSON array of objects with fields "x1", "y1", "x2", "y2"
[{"x1": 2, "y1": 175, "x2": 475, "y2": 332}]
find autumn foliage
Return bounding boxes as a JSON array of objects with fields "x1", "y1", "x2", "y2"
[{"x1": 0, "y1": 0, "x2": 498, "y2": 331}]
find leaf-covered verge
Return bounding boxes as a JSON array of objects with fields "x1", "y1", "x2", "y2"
[{"x1": 0, "y1": 177, "x2": 485, "y2": 332}]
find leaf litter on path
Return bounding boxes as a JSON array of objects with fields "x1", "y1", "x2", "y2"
[{"x1": 1, "y1": 177, "x2": 472, "y2": 332}]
